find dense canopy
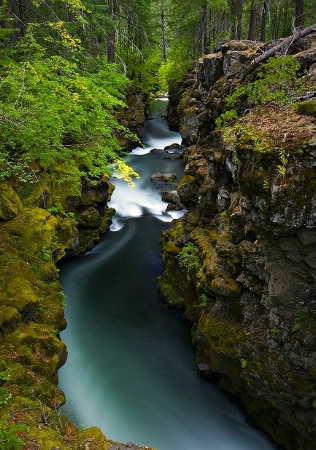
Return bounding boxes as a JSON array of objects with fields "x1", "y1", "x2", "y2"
[{"x1": 0, "y1": 0, "x2": 315, "y2": 185}]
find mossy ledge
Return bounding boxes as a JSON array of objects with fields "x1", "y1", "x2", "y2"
[
  {"x1": 161, "y1": 36, "x2": 316, "y2": 450},
  {"x1": 0, "y1": 95, "x2": 156, "y2": 448}
]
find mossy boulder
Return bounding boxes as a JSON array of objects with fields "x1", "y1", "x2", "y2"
[{"x1": 0, "y1": 183, "x2": 22, "y2": 220}]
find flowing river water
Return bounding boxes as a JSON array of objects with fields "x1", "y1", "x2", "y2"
[{"x1": 58, "y1": 99, "x2": 278, "y2": 450}]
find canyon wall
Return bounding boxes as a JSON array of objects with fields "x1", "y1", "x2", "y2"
[
  {"x1": 0, "y1": 90, "x2": 155, "y2": 449},
  {"x1": 159, "y1": 36, "x2": 316, "y2": 450}
]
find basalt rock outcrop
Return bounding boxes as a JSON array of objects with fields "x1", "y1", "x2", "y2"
[{"x1": 159, "y1": 35, "x2": 316, "y2": 450}]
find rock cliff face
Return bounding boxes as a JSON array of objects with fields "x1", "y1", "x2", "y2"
[{"x1": 159, "y1": 36, "x2": 316, "y2": 450}]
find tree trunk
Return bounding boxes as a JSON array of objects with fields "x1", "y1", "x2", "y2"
[
  {"x1": 197, "y1": 3, "x2": 207, "y2": 55},
  {"x1": 294, "y1": 0, "x2": 304, "y2": 29},
  {"x1": 248, "y1": 2, "x2": 258, "y2": 40},
  {"x1": 107, "y1": 30, "x2": 115, "y2": 63},
  {"x1": 107, "y1": 0, "x2": 116, "y2": 63},
  {"x1": 230, "y1": 0, "x2": 243, "y2": 39},
  {"x1": 161, "y1": 4, "x2": 167, "y2": 61},
  {"x1": 260, "y1": 0, "x2": 269, "y2": 41}
]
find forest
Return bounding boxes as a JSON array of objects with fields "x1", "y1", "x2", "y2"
[{"x1": 0, "y1": 0, "x2": 315, "y2": 191}]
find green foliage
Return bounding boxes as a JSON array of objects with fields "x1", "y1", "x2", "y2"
[
  {"x1": 178, "y1": 242, "x2": 200, "y2": 272},
  {"x1": 47, "y1": 203, "x2": 63, "y2": 215},
  {"x1": 277, "y1": 150, "x2": 288, "y2": 177},
  {"x1": 215, "y1": 109, "x2": 238, "y2": 128},
  {"x1": 240, "y1": 358, "x2": 248, "y2": 369},
  {"x1": 247, "y1": 57, "x2": 303, "y2": 108},
  {"x1": 0, "y1": 53, "x2": 137, "y2": 187},
  {"x1": 292, "y1": 322, "x2": 301, "y2": 332},
  {"x1": 60, "y1": 291, "x2": 67, "y2": 308},
  {"x1": 271, "y1": 328, "x2": 281, "y2": 334},
  {"x1": 295, "y1": 100, "x2": 316, "y2": 118},
  {"x1": 217, "y1": 56, "x2": 308, "y2": 160},
  {"x1": 40, "y1": 248, "x2": 52, "y2": 261},
  {"x1": 50, "y1": 328, "x2": 60, "y2": 335},
  {"x1": 199, "y1": 294, "x2": 210, "y2": 309},
  {"x1": 158, "y1": 52, "x2": 194, "y2": 90},
  {"x1": 0, "y1": 414, "x2": 28, "y2": 450},
  {"x1": 295, "y1": 311, "x2": 308, "y2": 320},
  {"x1": 292, "y1": 310, "x2": 307, "y2": 332},
  {"x1": 36, "y1": 296, "x2": 45, "y2": 315},
  {"x1": 0, "y1": 370, "x2": 11, "y2": 383},
  {"x1": 225, "y1": 57, "x2": 303, "y2": 115},
  {"x1": 0, "y1": 388, "x2": 12, "y2": 407},
  {"x1": 229, "y1": 123, "x2": 270, "y2": 154}
]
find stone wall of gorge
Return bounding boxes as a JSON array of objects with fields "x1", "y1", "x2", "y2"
[{"x1": 159, "y1": 35, "x2": 316, "y2": 450}]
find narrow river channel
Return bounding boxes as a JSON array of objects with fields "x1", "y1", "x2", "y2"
[{"x1": 58, "y1": 99, "x2": 277, "y2": 450}]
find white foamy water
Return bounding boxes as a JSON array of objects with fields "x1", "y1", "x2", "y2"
[{"x1": 59, "y1": 99, "x2": 278, "y2": 450}]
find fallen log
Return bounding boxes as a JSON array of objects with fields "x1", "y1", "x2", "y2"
[{"x1": 251, "y1": 24, "x2": 316, "y2": 66}]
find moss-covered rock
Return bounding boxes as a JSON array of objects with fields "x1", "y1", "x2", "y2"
[
  {"x1": 0, "y1": 183, "x2": 22, "y2": 220},
  {"x1": 162, "y1": 36, "x2": 316, "y2": 450}
]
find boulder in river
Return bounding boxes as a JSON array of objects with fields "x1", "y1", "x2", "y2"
[
  {"x1": 150, "y1": 172, "x2": 177, "y2": 182},
  {"x1": 161, "y1": 190, "x2": 183, "y2": 210}
]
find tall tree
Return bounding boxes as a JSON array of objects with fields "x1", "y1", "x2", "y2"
[
  {"x1": 107, "y1": 0, "x2": 116, "y2": 62},
  {"x1": 248, "y1": 1, "x2": 258, "y2": 39},
  {"x1": 294, "y1": 0, "x2": 304, "y2": 28},
  {"x1": 260, "y1": 0, "x2": 269, "y2": 41}
]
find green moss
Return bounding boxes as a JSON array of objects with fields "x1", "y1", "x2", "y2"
[
  {"x1": 0, "y1": 183, "x2": 22, "y2": 220},
  {"x1": 0, "y1": 307, "x2": 20, "y2": 329},
  {"x1": 211, "y1": 274, "x2": 242, "y2": 298},
  {"x1": 295, "y1": 99, "x2": 316, "y2": 117},
  {"x1": 157, "y1": 269, "x2": 186, "y2": 309},
  {"x1": 195, "y1": 311, "x2": 248, "y2": 355}
]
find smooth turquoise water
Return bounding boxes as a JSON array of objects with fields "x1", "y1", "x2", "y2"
[{"x1": 58, "y1": 100, "x2": 278, "y2": 450}]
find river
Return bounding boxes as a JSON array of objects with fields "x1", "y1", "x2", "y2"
[{"x1": 58, "y1": 99, "x2": 277, "y2": 450}]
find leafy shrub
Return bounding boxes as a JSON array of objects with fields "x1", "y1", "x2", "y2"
[
  {"x1": 178, "y1": 242, "x2": 200, "y2": 272},
  {"x1": 0, "y1": 415, "x2": 27, "y2": 450},
  {"x1": 217, "y1": 56, "x2": 305, "y2": 128},
  {"x1": 0, "y1": 52, "x2": 137, "y2": 187},
  {"x1": 40, "y1": 248, "x2": 52, "y2": 261}
]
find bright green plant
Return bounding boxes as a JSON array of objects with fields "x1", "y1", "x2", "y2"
[
  {"x1": 0, "y1": 414, "x2": 28, "y2": 450},
  {"x1": 0, "y1": 52, "x2": 138, "y2": 188},
  {"x1": 215, "y1": 109, "x2": 238, "y2": 129},
  {"x1": 50, "y1": 328, "x2": 60, "y2": 336},
  {"x1": 292, "y1": 310, "x2": 307, "y2": 332},
  {"x1": 277, "y1": 150, "x2": 288, "y2": 177},
  {"x1": 0, "y1": 370, "x2": 11, "y2": 383},
  {"x1": 0, "y1": 388, "x2": 12, "y2": 407},
  {"x1": 247, "y1": 56, "x2": 303, "y2": 108},
  {"x1": 47, "y1": 203, "x2": 63, "y2": 215},
  {"x1": 217, "y1": 56, "x2": 305, "y2": 129},
  {"x1": 178, "y1": 242, "x2": 200, "y2": 272},
  {"x1": 40, "y1": 248, "x2": 52, "y2": 261},
  {"x1": 60, "y1": 291, "x2": 67, "y2": 308},
  {"x1": 292, "y1": 322, "x2": 301, "y2": 332},
  {"x1": 240, "y1": 358, "x2": 248, "y2": 369}
]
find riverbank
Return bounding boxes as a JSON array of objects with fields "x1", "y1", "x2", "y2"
[
  {"x1": 0, "y1": 88, "x2": 158, "y2": 449},
  {"x1": 159, "y1": 36, "x2": 316, "y2": 450}
]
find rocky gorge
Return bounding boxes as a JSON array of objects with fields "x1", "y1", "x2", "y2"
[
  {"x1": 0, "y1": 31, "x2": 315, "y2": 449},
  {"x1": 159, "y1": 34, "x2": 316, "y2": 449}
]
